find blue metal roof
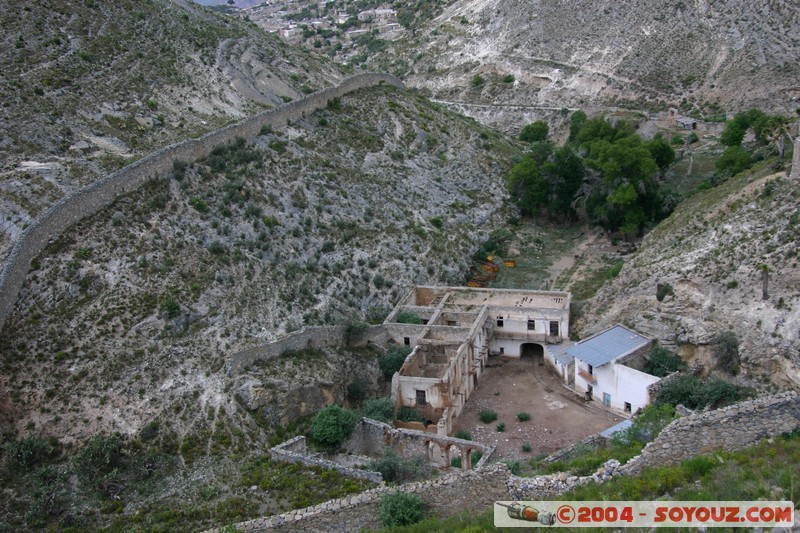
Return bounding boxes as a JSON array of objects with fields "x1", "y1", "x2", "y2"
[
  {"x1": 549, "y1": 343, "x2": 574, "y2": 366},
  {"x1": 566, "y1": 325, "x2": 649, "y2": 367},
  {"x1": 600, "y1": 419, "x2": 633, "y2": 439}
]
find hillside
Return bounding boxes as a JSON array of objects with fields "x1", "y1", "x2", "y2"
[
  {"x1": 0, "y1": 83, "x2": 518, "y2": 444},
  {"x1": 580, "y1": 154, "x2": 800, "y2": 390},
  {"x1": 371, "y1": 0, "x2": 800, "y2": 133},
  {"x1": 0, "y1": 0, "x2": 342, "y2": 260}
]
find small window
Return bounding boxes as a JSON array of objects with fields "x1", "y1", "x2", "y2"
[
  {"x1": 415, "y1": 390, "x2": 426, "y2": 406},
  {"x1": 403, "y1": 337, "x2": 410, "y2": 346},
  {"x1": 588, "y1": 364, "x2": 593, "y2": 375},
  {"x1": 496, "y1": 316, "x2": 504, "y2": 328},
  {"x1": 624, "y1": 402, "x2": 632, "y2": 413},
  {"x1": 499, "y1": 347, "x2": 505, "y2": 355},
  {"x1": 549, "y1": 321, "x2": 559, "y2": 337},
  {"x1": 527, "y1": 319, "x2": 535, "y2": 330}
]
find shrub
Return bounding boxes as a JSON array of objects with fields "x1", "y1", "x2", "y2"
[
  {"x1": 310, "y1": 405, "x2": 359, "y2": 448},
  {"x1": 716, "y1": 146, "x2": 753, "y2": 175},
  {"x1": 5, "y1": 436, "x2": 57, "y2": 470},
  {"x1": 395, "y1": 311, "x2": 421, "y2": 324},
  {"x1": 363, "y1": 398, "x2": 395, "y2": 423},
  {"x1": 379, "y1": 345, "x2": 411, "y2": 378},
  {"x1": 501, "y1": 74, "x2": 515, "y2": 83},
  {"x1": 346, "y1": 378, "x2": 368, "y2": 402},
  {"x1": 75, "y1": 434, "x2": 125, "y2": 477},
  {"x1": 471, "y1": 74, "x2": 485, "y2": 88},
  {"x1": 161, "y1": 297, "x2": 180, "y2": 319},
  {"x1": 713, "y1": 331, "x2": 740, "y2": 374},
  {"x1": 368, "y1": 448, "x2": 428, "y2": 482},
  {"x1": 496, "y1": 422, "x2": 506, "y2": 432},
  {"x1": 397, "y1": 407, "x2": 426, "y2": 423},
  {"x1": 479, "y1": 410, "x2": 498, "y2": 423},
  {"x1": 189, "y1": 197, "x2": 208, "y2": 213},
  {"x1": 378, "y1": 492, "x2": 426, "y2": 527},
  {"x1": 519, "y1": 121, "x2": 549, "y2": 143},
  {"x1": 643, "y1": 344, "x2": 686, "y2": 377},
  {"x1": 521, "y1": 442, "x2": 532, "y2": 453},
  {"x1": 656, "y1": 283, "x2": 674, "y2": 302},
  {"x1": 612, "y1": 404, "x2": 677, "y2": 446},
  {"x1": 454, "y1": 429, "x2": 472, "y2": 441},
  {"x1": 516, "y1": 412, "x2": 531, "y2": 422},
  {"x1": 655, "y1": 374, "x2": 742, "y2": 409},
  {"x1": 343, "y1": 319, "x2": 368, "y2": 344}
]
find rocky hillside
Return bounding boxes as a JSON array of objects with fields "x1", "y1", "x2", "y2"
[
  {"x1": 0, "y1": 84, "x2": 519, "y2": 445},
  {"x1": 0, "y1": 0, "x2": 342, "y2": 260},
  {"x1": 580, "y1": 154, "x2": 800, "y2": 391},
  {"x1": 372, "y1": 0, "x2": 800, "y2": 133}
]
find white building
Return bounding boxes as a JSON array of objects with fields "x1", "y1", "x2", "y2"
[{"x1": 569, "y1": 325, "x2": 660, "y2": 415}]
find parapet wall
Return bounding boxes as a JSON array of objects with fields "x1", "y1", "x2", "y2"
[
  {"x1": 230, "y1": 463, "x2": 510, "y2": 532},
  {"x1": 623, "y1": 390, "x2": 800, "y2": 474},
  {"x1": 226, "y1": 324, "x2": 388, "y2": 376},
  {"x1": 269, "y1": 436, "x2": 383, "y2": 484},
  {"x1": 0, "y1": 73, "x2": 404, "y2": 333}
]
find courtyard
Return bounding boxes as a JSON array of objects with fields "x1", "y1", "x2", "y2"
[{"x1": 456, "y1": 355, "x2": 622, "y2": 460}]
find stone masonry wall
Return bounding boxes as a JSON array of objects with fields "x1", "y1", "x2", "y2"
[
  {"x1": 0, "y1": 73, "x2": 404, "y2": 333},
  {"x1": 226, "y1": 324, "x2": 386, "y2": 376},
  {"x1": 269, "y1": 436, "x2": 383, "y2": 484},
  {"x1": 791, "y1": 137, "x2": 799, "y2": 179},
  {"x1": 623, "y1": 390, "x2": 800, "y2": 474},
  {"x1": 229, "y1": 463, "x2": 510, "y2": 533}
]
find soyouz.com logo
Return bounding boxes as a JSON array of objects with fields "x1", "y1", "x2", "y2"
[{"x1": 493, "y1": 501, "x2": 795, "y2": 528}]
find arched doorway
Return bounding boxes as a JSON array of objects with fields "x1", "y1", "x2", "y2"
[{"x1": 521, "y1": 343, "x2": 544, "y2": 366}]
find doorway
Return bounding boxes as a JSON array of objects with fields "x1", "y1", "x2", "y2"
[{"x1": 521, "y1": 343, "x2": 544, "y2": 366}]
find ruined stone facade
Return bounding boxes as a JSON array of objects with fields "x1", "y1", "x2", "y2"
[{"x1": 384, "y1": 286, "x2": 571, "y2": 435}]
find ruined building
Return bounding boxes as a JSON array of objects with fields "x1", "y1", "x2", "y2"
[{"x1": 384, "y1": 286, "x2": 571, "y2": 435}]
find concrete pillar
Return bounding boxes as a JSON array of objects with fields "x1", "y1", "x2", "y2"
[{"x1": 461, "y1": 448, "x2": 470, "y2": 471}]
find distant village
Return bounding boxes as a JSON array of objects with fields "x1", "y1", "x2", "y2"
[{"x1": 237, "y1": 0, "x2": 405, "y2": 63}]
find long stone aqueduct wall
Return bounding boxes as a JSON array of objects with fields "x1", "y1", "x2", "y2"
[{"x1": 0, "y1": 73, "x2": 404, "y2": 333}]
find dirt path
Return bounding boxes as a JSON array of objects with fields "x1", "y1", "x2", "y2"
[{"x1": 457, "y1": 357, "x2": 621, "y2": 460}]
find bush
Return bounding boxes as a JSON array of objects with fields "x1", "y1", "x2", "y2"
[
  {"x1": 713, "y1": 331, "x2": 740, "y2": 374},
  {"x1": 75, "y1": 434, "x2": 126, "y2": 477},
  {"x1": 655, "y1": 375, "x2": 742, "y2": 410},
  {"x1": 378, "y1": 492, "x2": 426, "y2": 527},
  {"x1": 656, "y1": 283, "x2": 674, "y2": 302},
  {"x1": 716, "y1": 146, "x2": 753, "y2": 175},
  {"x1": 471, "y1": 74, "x2": 485, "y2": 88},
  {"x1": 516, "y1": 412, "x2": 531, "y2": 422},
  {"x1": 363, "y1": 398, "x2": 395, "y2": 423},
  {"x1": 395, "y1": 311, "x2": 421, "y2": 324},
  {"x1": 643, "y1": 344, "x2": 686, "y2": 377},
  {"x1": 521, "y1": 442, "x2": 532, "y2": 453},
  {"x1": 368, "y1": 448, "x2": 428, "y2": 482},
  {"x1": 478, "y1": 410, "x2": 498, "y2": 424},
  {"x1": 519, "y1": 121, "x2": 549, "y2": 143},
  {"x1": 161, "y1": 297, "x2": 180, "y2": 319},
  {"x1": 397, "y1": 407, "x2": 425, "y2": 423},
  {"x1": 5, "y1": 436, "x2": 57, "y2": 470},
  {"x1": 454, "y1": 429, "x2": 472, "y2": 441},
  {"x1": 346, "y1": 377, "x2": 368, "y2": 402},
  {"x1": 310, "y1": 405, "x2": 359, "y2": 448},
  {"x1": 612, "y1": 404, "x2": 677, "y2": 446},
  {"x1": 343, "y1": 319, "x2": 368, "y2": 344},
  {"x1": 496, "y1": 422, "x2": 506, "y2": 432},
  {"x1": 379, "y1": 345, "x2": 412, "y2": 378}
]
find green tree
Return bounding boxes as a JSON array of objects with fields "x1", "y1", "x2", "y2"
[
  {"x1": 379, "y1": 344, "x2": 412, "y2": 378},
  {"x1": 646, "y1": 134, "x2": 676, "y2": 169},
  {"x1": 378, "y1": 492, "x2": 427, "y2": 527},
  {"x1": 519, "y1": 120, "x2": 549, "y2": 143},
  {"x1": 568, "y1": 110, "x2": 588, "y2": 141},
  {"x1": 643, "y1": 344, "x2": 686, "y2": 377},
  {"x1": 310, "y1": 405, "x2": 359, "y2": 448},
  {"x1": 611, "y1": 404, "x2": 676, "y2": 446},
  {"x1": 716, "y1": 146, "x2": 753, "y2": 175},
  {"x1": 507, "y1": 155, "x2": 549, "y2": 216},
  {"x1": 714, "y1": 331, "x2": 740, "y2": 374},
  {"x1": 363, "y1": 398, "x2": 395, "y2": 422}
]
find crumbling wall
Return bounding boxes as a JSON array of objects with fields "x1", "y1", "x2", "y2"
[
  {"x1": 269, "y1": 436, "x2": 383, "y2": 484},
  {"x1": 623, "y1": 390, "x2": 800, "y2": 474},
  {"x1": 227, "y1": 324, "x2": 386, "y2": 376},
  {"x1": 0, "y1": 73, "x2": 404, "y2": 333}
]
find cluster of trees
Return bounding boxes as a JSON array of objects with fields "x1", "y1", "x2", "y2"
[
  {"x1": 508, "y1": 114, "x2": 676, "y2": 238},
  {"x1": 716, "y1": 109, "x2": 791, "y2": 176}
]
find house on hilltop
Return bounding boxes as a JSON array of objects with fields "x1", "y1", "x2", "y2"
[
  {"x1": 569, "y1": 324, "x2": 661, "y2": 414},
  {"x1": 384, "y1": 286, "x2": 571, "y2": 435}
]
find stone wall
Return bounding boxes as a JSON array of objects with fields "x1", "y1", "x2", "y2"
[
  {"x1": 0, "y1": 73, "x2": 404, "y2": 333},
  {"x1": 645, "y1": 370, "x2": 682, "y2": 400},
  {"x1": 623, "y1": 390, "x2": 800, "y2": 474},
  {"x1": 269, "y1": 436, "x2": 383, "y2": 484},
  {"x1": 228, "y1": 463, "x2": 510, "y2": 533},
  {"x1": 227, "y1": 324, "x2": 387, "y2": 376},
  {"x1": 791, "y1": 137, "x2": 799, "y2": 179}
]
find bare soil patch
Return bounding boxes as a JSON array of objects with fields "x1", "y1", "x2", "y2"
[{"x1": 456, "y1": 357, "x2": 621, "y2": 460}]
